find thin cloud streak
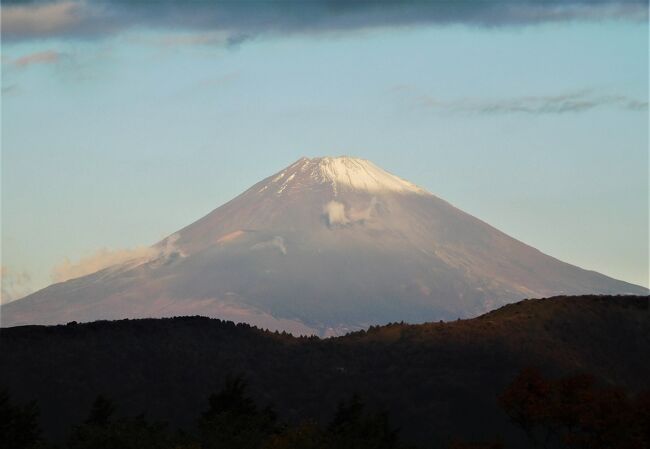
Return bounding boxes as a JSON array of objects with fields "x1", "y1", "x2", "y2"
[
  {"x1": 13, "y1": 50, "x2": 62, "y2": 67},
  {"x1": 414, "y1": 90, "x2": 649, "y2": 115},
  {"x1": 1, "y1": 84, "x2": 20, "y2": 94},
  {"x1": 1, "y1": 0, "x2": 647, "y2": 42}
]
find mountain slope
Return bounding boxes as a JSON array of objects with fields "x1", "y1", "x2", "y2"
[
  {"x1": 1, "y1": 295, "x2": 648, "y2": 445},
  {"x1": 1, "y1": 156, "x2": 646, "y2": 334}
]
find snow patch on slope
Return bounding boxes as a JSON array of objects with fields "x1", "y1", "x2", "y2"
[{"x1": 277, "y1": 173, "x2": 296, "y2": 194}]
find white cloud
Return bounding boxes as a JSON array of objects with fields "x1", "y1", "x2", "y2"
[
  {"x1": 51, "y1": 233, "x2": 186, "y2": 283},
  {"x1": 348, "y1": 197, "x2": 379, "y2": 222},
  {"x1": 323, "y1": 201, "x2": 350, "y2": 226},
  {"x1": 324, "y1": 199, "x2": 379, "y2": 227},
  {"x1": 1, "y1": 266, "x2": 34, "y2": 304},
  {"x1": 51, "y1": 246, "x2": 158, "y2": 282}
]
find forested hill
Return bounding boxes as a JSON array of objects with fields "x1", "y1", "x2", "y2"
[{"x1": 1, "y1": 295, "x2": 648, "y2": 447}]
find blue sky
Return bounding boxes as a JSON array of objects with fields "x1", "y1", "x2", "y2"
[{"x1": 1, "y1": 1, "x2": 648, "y2": 300}]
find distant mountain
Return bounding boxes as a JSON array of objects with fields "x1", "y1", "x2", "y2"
[
  {"x1": 1, "y1": 295, "x2": 648, "y2": 445},
  {"x1": 1, "y1": 156, "x2": 646, "y2": 334}
]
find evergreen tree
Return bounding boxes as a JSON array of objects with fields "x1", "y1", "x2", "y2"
[
  {"x1": 327, "y1": 394, "x2": 399, "y2": 449},
  {"x1": 198, "y1": 376, "x2": 278, "y2": 449},
  {"x1": 68, "y1": 395, "x2": 175, "y2": 449},
  {"x1": 0, "y1": 389, "x2": 41, "y2": 449}
]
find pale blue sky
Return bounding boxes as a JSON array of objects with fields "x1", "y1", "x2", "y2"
[{"x1": 1, "y1": 2, "x2": 648, "y2": 300}]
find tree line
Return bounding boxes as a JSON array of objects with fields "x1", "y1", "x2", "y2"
[{"x1": 2, "y1": 368, "x2": 648, "y2": 449}]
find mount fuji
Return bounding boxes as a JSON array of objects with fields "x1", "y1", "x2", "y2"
[{"x1": 2, "y1": 156, "x2": 646, "y2": 335}]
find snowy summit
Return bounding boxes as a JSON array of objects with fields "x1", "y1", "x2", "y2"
[{"x1": 266, "y1": 156, "x2": 428, "y2": 196}]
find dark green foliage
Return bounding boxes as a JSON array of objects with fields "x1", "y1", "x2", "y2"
[
  {"x1": 83, "y1": 396, "x2": 114, "y2": 426},
  {"x1": 263, "y1": 421, "x2": 326, "y2": 449},
  {"x1": 202, "y1": 376, "x2": 257, "y2": 417},
  {"x1": 448, "y1": 441, "x2": 503, "y2": 449},
  {"x1": 67, "y1": 396, "x2": 176, "y2": 449},
  {"x1": 327, "y1": 394, "x2": 399, "y2": 449},
  {"x1": 264, "y1": 396, "x2": 404, "y2": 449},
  {"x1": 3, "y1": 366, "x2": 650, "y2": 449},
  {"x1": 0, "y1": 389, "x2": 41, "y2": 449},
  {"x1": 61, "y1": 380, "x2": 406, "y2": 449},
  {"x1": 198, "y1": 376, "x2": 278, "y2": 449}
]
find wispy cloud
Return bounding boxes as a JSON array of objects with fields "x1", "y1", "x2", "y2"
[
  {"x1": 13, "y1": 50, "x2": 62, "y2": 68},
  {"x1": 197, "y1": 72, "x2": 240, "y2": 89},
  {"x1": 51, "y1": 246, "x2": 158, "y2": 282},
  {"x1": 412, "y1": 90, "x2": 648, "y2": 115},
  {"x1": 51, "y1": 234, "x2": 186, "y2": 283},
  {"x1": 0, "y1": 266, "x2": 33, "y2": 304},
  {"x1": 1, "y1": 0, "x2": 647, "y2": 42},
  {"x1": 151, "y1": 31, "x2": 233, "y2": 48},
  {"x1": 1, "y1": 84, "x2": 20, "y2": 95}
]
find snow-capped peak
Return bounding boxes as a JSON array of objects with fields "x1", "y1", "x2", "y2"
[
  {"x1": 313, "y1": 156, "x2": 425, "y2": 194},
  {"x1": 267, "y1": 156, "x2": 427, "y2": 195}
]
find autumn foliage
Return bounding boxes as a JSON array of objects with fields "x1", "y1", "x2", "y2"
[{"x1": 499, "y1": 367, "x2": 650, "y2": 449}]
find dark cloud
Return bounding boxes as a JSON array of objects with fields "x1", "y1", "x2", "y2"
[
  {"x1": 1, "y1": 0, "x2": 647, "y2": 42},
  {"x1": 413, "y1": 90, "x2": 649, "y2": 115}
]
